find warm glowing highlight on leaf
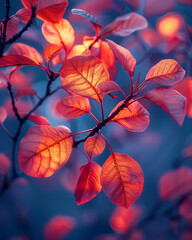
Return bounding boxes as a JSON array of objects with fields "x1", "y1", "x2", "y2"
[
  {"x1": 101, "y1": 153, "x2": 144, "y2": 208},
  {"x1": 42, "y1": 19, "x2": 74, "y2": 52},
  {"x1": 75, "y1": 161, "x2": 102, "y2": 205},
  {"x1": 60, "y1": 55, "x2": 109, "y2": 102},
  {"x1": 145, "y1": 59, "x2": 185, "y2": 85},
  {"x1": 109, "y1": 101, "x2": 150, "y2": 132},
  {"x1": 18, "y1": 125, "x2": 72, "y2": 177}
]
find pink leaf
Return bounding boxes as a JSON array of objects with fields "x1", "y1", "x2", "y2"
[
  {"x1": 15, "y1": 86, "x2": 37, "y2": 101},
  {"x1": 0, "y1": 107, "x2": 7, "y2": 124},
  {"x1": 15, "y1": 8, "x2": 32, "y2": 24},
  {"x1": 0, "y1": 153, "x2": 11, "y2": 175},
  {"x1": 97, "y1": 81, "x2": 124, "y2": 96},
  {"x1": 106, "y1": 39, "x2": 136, "y2": 77},
  {"x1": 145, "y1": 87, "x2": 186, "y2": 126}
]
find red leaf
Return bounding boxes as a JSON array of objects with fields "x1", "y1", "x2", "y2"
[
  {"x1": 97, "y1": 81, "x2": 124, "y2": 97},
  {"x1": 18, "y1": 125, "x2": 72, "y2": 178},
  {"x1": 99, "y1": 13, "x2": 148, "y2": 38},
  {"x1": 1, "y1": 16, "x2": 19, "y2": 41},
  {"x1": 143, "y1": 0, "x2": 174, "y2": 18},
  {"x1": 22, "y1": 0, "x2": 68, "y2": 23},
  {"x1": 106, "y1": 39, "x2": 136, "y2": 77},
  {"x1": 145, "y1": 87, "x2": 186, "y2": 126},
  {"x1": 98, "y1": 41, "x2": 118, "y2": 81},
  {"x1": 110, "y1": 205, "x2": 143, "y2": 233},
  {"x1": 15, "y1": 86, "x2": 37, "y2": 101},
  {"x1": 43, "y1": 215, "x2": 75, "y2": 240},
  {"x1": 56, "y1": 95, "x2": 91, "y2": 119},
  {"x1": 60, "y1": 55, "x2": 109, "y2": 102},
  {"x1": 75, "y1": 161, "x2": 102, "y2": 205},
  {"x1": 179, "y1": 196, "x2": 192, "y2": 224},
  {"x1": 20, "y1": 113, "x2": 50, "y2": 125},
  {"x1": 84, "y1": 133, "x2": 106, "y2": 160},
  {"x1": 159, "y1": 167, "x2": 192, "y2": 200},
  {"x1": 145, "y1": 59, "x2": 185, "y2": 85},
  {"x1": 0, "y1": 107, "x2": 7, "y2": 124},
  {"x1": 15, "y1": 8, "x2": 32, "y2": 24},
  {"x1": 173, "y1": 77, "x2": 192, "y2": 117},
  {"x1": 101, "y1": 153, "x2": 144, "y2": 208},
  {"x1": 0, "y1": 153, "x2": 11, "y2": 175},
  {"x1": 0, "y1": 55, "x2": 39, "y2": 68},
  {"x1": 42, "y1": 19, "x2": 74, "y2": 52},
  {"x1": 109, "y1": 101, "x2": 150, "y2": 132}
]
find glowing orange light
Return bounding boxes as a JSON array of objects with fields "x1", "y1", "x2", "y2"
[{"x1": 157, "y1": 13, "x2": 183, "y2": 38}]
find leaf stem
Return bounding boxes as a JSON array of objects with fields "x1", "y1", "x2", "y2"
[
  {"x1": 0, "y1": 123, "x2": 13, "y2": 139},
  {"x1": 88, "y1": 112, "x2": 99, "y2": 124},
  {"x1": 76, "y1": 147, "x2": 90, "y2": 162}
]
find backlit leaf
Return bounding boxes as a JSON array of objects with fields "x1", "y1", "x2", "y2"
[
  {"x1": 99, "y1": 13, "x2": 148, "y2": 38},
  {"x1": 18, "y1": 125, "x2": 73, "y2": 177},
  {"x1": 98, "y1": 41, "x2": 118, "y2": 81},
  {"x1": 174, "y1": 77, "x2": 192, "y2": 117},
  {"x1": 145, "y1": 59, "x2": 185, "y2": 85},
  {"x1": 0, "y1": 107, "x2": 8, "y2": 124},
  {"x1": 101, "y1": 153, "x2": 144, "y2": 208},
  {"x1": 145, "y1": 87, "x2": 186, "y2": 126},
  {"x1": 75, "y1": 161, "x2": 102, "y2": 205},
  {"x1": 44, "y1": 44, "x2": 63, "y2": 64},
  {"x1": 0, "y1": 55, "x2": 38, "y2": 68},
  {"x1": 22, "y1": 0, "x2": 68, "y2": 23},
  {"x1": 159, "y1": 167, "x2": 192, "y2": 200},
  {"x1": 56, "y1": 95, "x2": 91, "y2": 119},
  {"x1": 42, "y1": 19, "x2": 74, "y2": 52},
  {"x1": 109, "y1": 101, "x2": 150, "y2": 132},
  {"x1": 15, "y1": 86, "x2": 37, "y2": 101},
  {"x1": 106, "y1": 39, "x2": 136, "y2": 77},
  {"x1": 44, "y1": 215, "x2": 75, "y2": 240},
  {"x1": 84, "y1": 133, "x2": 106, "y2": 159},
  {"x1": 60, "y1": 55, "x2": 109, "y2": 102},
  {"x1": 67, "y1": 45, "x2": 89, "y2": 59}
]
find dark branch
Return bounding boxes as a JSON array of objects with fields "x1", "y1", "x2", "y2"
[{"x1": 5, "y1": 6, "x2": 37, "y2": 46}]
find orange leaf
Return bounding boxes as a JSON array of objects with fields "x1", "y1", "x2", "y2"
[
  {"x1": 56, "y1": 95, "x2": 91, "y2": 119},
  {"x1": 109, "y1": 101, "x2": 150, "y2": 132},
  {"x1": 44, "y1": 44, "x2": 63, "y2": 64},
  {"x1": 75, "y1": 161, "x2": 102, "y2": 205},
  {"x1": 84, "y1": 133, "x2": 106, "y2": 159},
  {"x1": 43, "y1": 215, "x2": 75, "y2": 240},
  {"x1": 97, "y1": 81, "x2": 124, "y2": 97},
  {"x1": 174, "y1": 77, "x2": 192, "y2": 117},
  {"x1": 145, "y1": 59, "x2": 185, "y2": 85},
  {"x1": 159, "y1": 167, "x2": 192, "y2": 200},
  {"x1": 98, "y1": 41, "x2": 118, "y2": 81},
  {"x1": 60, "y1": 55, "x2": 109, "y2": 102},
  {"x1": 15, "y1": 8, "x2": 32, "y2": 24},
  {"x1": 15, "y1": 86, "x2": 37, "y2": 101},
  {"x1": 99, "y1": 13, "x2": 148, "y2": 38},
  {"x1": 0, "y1": 107, "x2": 8, "y2": 124},
  {"x1": 67, "y1": 45, "x2": 89, "y2": 59},
  {"x1": 42, "y1": 19, "x2": 74, "y2": 52},
  {"x1": 145, "y1": 87, "x2": 186, "y2": 126},
  {"x1": 18, "y1": 125, "x2": 73, "y2": 177},
  {"x1": 101, "y1": 153, "x2": 144, "y2": 208},
  {"x1": 106, "y1": 39, "x2": 136, "y2": 77}
]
